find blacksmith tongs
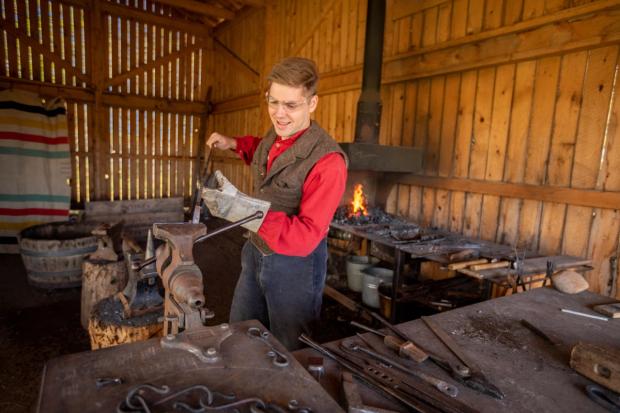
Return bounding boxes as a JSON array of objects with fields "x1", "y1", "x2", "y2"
[{"x1": 421, "y1": 316, "x2": 505, "y2": 400}]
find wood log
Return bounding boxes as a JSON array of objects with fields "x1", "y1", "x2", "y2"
[
  {"x1": 448, "y1": 259, "x2": 488, "y2": 270},
  {"x1": 470, "y1": 261, "x2": 511, "y2": 271},
  {"x1": 456, "y1": 268, "x2": 484, "y2": 280},
  {"x1": 81, "y1": 259, "x2": 128, "y2": 330},
  {"x1": 570, "y1": 343, "x2": 620, "y2": 393},
  {"x1": 88, "y1": 296, "x2": 163, "y2": 350},
  {"x1": 593, "y1": 303, "x2": 620, "y2": 318}
]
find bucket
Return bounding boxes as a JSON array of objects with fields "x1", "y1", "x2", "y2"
[
  {"x1": 19, "y1": 222, "x2": 98, "y2": 289},
  {"x1": 378, "y1": 283, "x2": 402, "y2": 320},
  {"x1": 362, "y1": 267, "x2": 394, "y2": 308},
  {"x1": 346, "y1": 255, "x2": 380, "y2": 292}
]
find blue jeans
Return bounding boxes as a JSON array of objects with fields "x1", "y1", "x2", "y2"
[{"x1": 229, "y1": 238, "x2": 328, "y2": 350}]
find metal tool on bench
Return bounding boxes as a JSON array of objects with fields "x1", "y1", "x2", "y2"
[
  {"x1": 585, "y1": 384, "x2": 620, "y2": 413},
  {"x1": 348, "y1": 334, "x2": 459, "y2": 397},
  {"x1": 359, "y1": 312, "x2": 472, "y2": 380},
  {"x1": 422, "y1": 316, "x2": 505, "y2": 400},
  {"x1": 300, "y1": 334, "x2": 478, "y2": 413},
  {"x1": 351, "y1": 320, "x2": 429, "y2": 363}
]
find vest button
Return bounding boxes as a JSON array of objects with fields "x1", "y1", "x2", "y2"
[{"x1": 260, "y1": 189, "x2": 264, "y2": 193}]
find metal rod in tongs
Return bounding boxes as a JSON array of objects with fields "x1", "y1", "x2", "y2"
[
  {"x1": 133, "y1": 211, "x2": 264, "y2": 271},
  {"x1": 350, "y1": 320, "x2": 387, "y2": 337}
]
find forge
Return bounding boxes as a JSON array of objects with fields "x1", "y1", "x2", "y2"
[{"x1": 338, "y1": 0, "x2": 422, "y2": 209}]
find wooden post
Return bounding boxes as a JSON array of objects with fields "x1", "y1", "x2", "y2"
[
  {"x1": 90, "y1": 0, "x2": 105, "y2": 200},
  {"x1": 80, "y1": 259, "x2": 127, "y2": 330}
]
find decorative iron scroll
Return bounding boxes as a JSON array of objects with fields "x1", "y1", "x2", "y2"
[{"x1": 117, "y1": 383, "x2": 313, "y2": 413}]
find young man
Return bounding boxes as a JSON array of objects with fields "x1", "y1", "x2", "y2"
[{"x1": 205, "y1": 57, "x2": 347, "y2": 350}]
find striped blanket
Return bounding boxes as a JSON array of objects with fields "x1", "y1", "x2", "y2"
[{"x1": 0, "y1": 89, "x2": 71, "y2": 246}]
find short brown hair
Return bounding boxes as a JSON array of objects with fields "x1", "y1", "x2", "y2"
[{"x1": 267, "y1": 57, "x2": 319, "y2": 96}]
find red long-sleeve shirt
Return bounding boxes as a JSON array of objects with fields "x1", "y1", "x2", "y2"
[{"x1": 234, "y1": 129, "x2": 347, "y2": 256}]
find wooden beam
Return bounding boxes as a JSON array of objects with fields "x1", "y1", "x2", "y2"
[
  {"x1": 211, "y1": 93, "x2": 260, "y2": 114},
  {"x1": 383, "y1": 3, "x2": 620, "y2": 84},
  {"x1": 154, "y1": 0, "x2": 234, "y2": 20},
  {"x1": 101, "y1": 93, "x2": 207, "y2": 115},
  {"x1": 383, "y1": 26, "x2": 620, "y2": 86},
  {"x1": 319, "y1": 66, "x2": 363, "y2": 95},
  {"x1": 0, "y1": 76, "x2": 94, "y2": 102},
  {"x1": 100, "y1": 1, "x2": 209, "y2": 37},
  {"x1": 59, "y1": 0, "x2": 89, "y2": 8},
  {"x1": 386, "y1": 175, "x2": 620, "y2": 211},
  {"x1": 235, "y1": 0, "x2": 265, "y2": 7},
  {"x1": 105, "y1": 43, "x2": 202, "y2": 88},
  {"x1": 389, "y1": 0, "x2": 620, "y2": 63},
  {"x1": 392, "y1": 0, "x2": 449, "y2": 21}
]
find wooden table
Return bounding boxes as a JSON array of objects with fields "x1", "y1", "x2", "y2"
[{"x1": 295, "y1": 287, "x2": 619, "y2": 412}]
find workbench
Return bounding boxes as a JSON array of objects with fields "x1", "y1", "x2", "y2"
[
  {"x1": 295, "y1": 287, "x2": 619, "y2": 412},
  {"x1": 330, "y1": 221, "x2": 591, "y2": 320}
]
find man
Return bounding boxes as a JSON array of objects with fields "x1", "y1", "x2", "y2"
[{"x1": 204, "y1": 57, "x2": 347, "y2": 350}]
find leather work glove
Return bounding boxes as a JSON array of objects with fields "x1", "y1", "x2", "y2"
[{"x1": 201, "y1": 170, "x2": 270, "y2": 233}]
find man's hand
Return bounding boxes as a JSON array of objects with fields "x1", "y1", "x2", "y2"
[
  {"x1": 201, "y1": 170, "x2": 270, "y2": 233},
  {"x1": 207, "y1": 132, "x2": 237, "y2": 151}
]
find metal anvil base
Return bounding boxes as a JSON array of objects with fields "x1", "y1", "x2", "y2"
[{"x1": 36, "y1": 320, "x2": 343, "y2": 412}]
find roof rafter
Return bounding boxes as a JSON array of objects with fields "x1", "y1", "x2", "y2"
[
  {"x1": 154, "y1": 0, "x2": 235, "y2": 20},
  {"x1": 234, "y1": 0, "x2": 265, "y2": 7}
]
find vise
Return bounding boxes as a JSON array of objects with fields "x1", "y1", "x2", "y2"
[{"x1": 153, "y1": 223, "x2": 213, "y2": 336}]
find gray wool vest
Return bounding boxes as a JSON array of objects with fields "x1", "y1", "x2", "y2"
[{"x1": 249, "y1": 121, "x2": 347, "y2": 255}]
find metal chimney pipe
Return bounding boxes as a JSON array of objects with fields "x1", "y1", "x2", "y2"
[{"x1": 354, "y1": 0, "x2": 386, "y2": 144}]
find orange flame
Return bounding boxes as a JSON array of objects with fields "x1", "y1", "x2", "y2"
[{"x1": 350, "y1": 184, "x2": 368, "y2": 217}]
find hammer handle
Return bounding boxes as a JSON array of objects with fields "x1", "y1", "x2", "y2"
[{"x1": 384, "y1": 335, "x2": 428, "y2": 363}]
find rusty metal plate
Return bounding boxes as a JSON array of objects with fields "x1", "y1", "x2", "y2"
[{"x1": 37, "y1": 320, "x2": 343, "y2": 412}]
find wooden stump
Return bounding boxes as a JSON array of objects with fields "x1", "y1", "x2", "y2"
[
  {"x1": 81, "y1": 259, "x2": 128, "y2": 330},
  {"x1": 88, "y1": 296, "x2": 163, "y2": 350}
]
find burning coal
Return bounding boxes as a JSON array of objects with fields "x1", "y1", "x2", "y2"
[{"x1": 333, "y1": 205, "x2": 397, "y2": 226}]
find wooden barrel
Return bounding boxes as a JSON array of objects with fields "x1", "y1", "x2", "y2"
[{"x1": 19, "y1": 222, "x2": 98, "y2": 289}]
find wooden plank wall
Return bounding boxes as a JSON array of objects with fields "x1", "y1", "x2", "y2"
[
  {"x1": 0, "y1": 0, "x2": 210, "y2": 206},
  {"x1": 208, "y1": 0, "x2": 620, "y2": 297},
  {"x1": 207, "y1": 8, "x2": 265, "y2": 194}
]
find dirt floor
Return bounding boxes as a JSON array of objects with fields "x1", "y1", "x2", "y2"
[{"x1": 0, "y1": 219, "x2": 359, "y2": 413}]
